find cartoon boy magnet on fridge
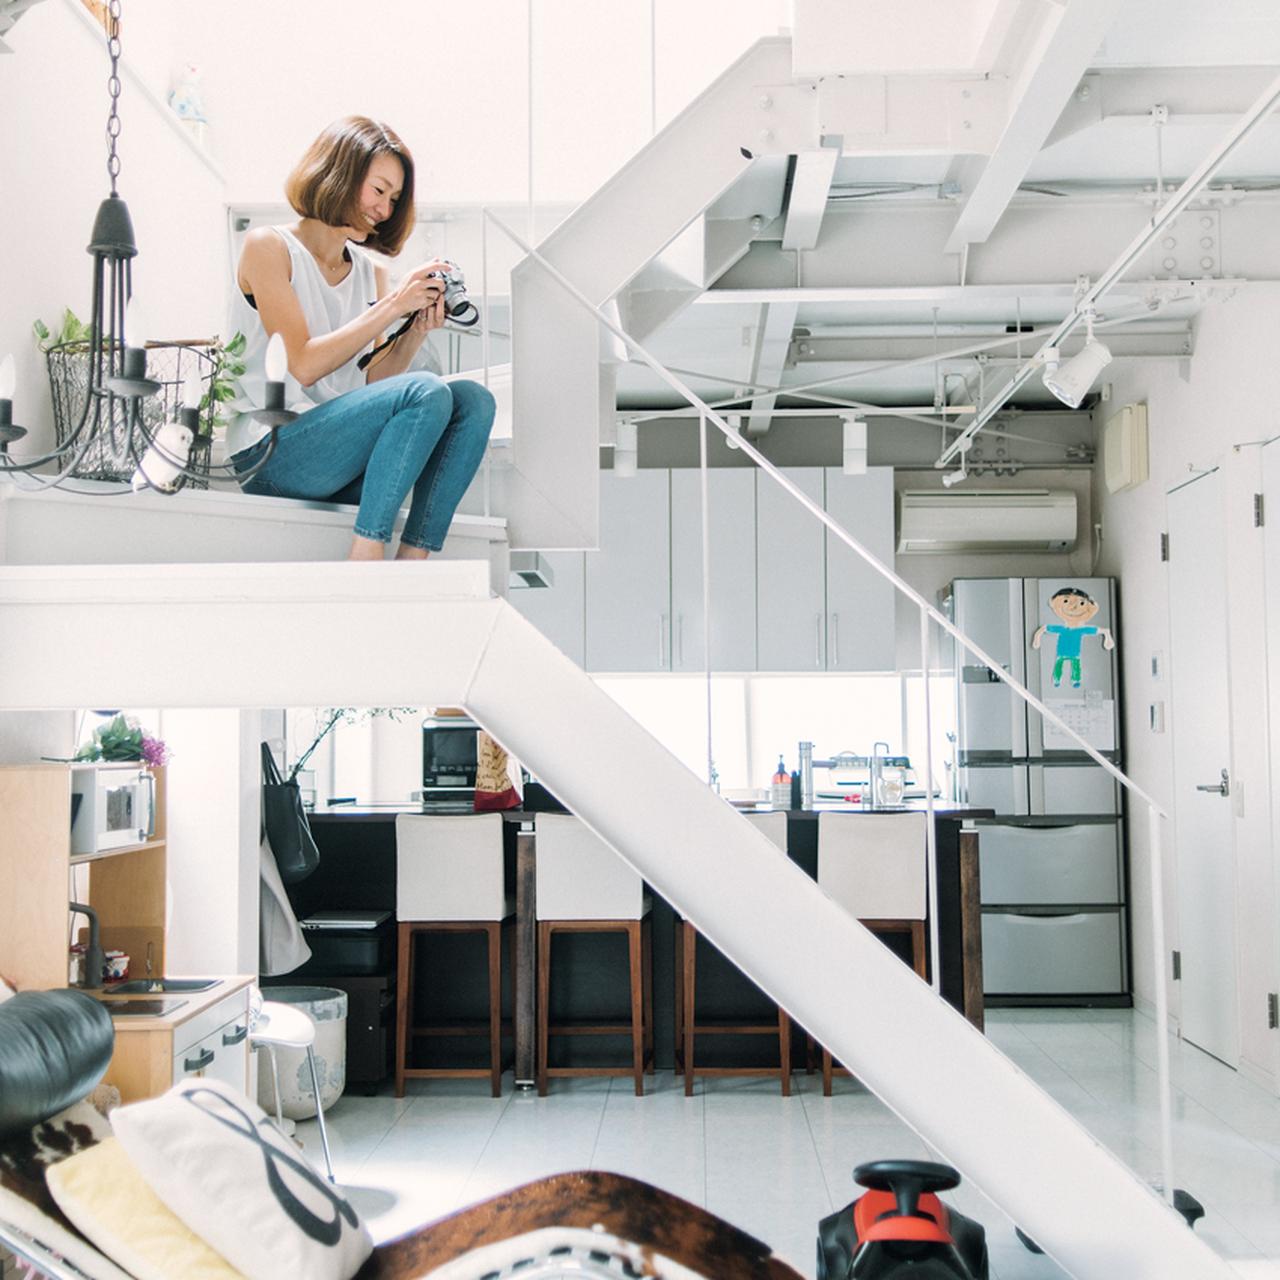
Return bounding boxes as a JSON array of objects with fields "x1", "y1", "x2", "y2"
[{"x1": 1031, "y1": 586, "x2": 1115, "y2": 688}]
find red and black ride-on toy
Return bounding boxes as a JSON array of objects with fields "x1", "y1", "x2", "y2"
[{"x1": 817, "y1": 1159, "x2": 990, "y2": 1280}]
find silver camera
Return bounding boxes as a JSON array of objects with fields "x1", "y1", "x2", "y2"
[{"x1": 429, "y1": 260, "x2": 479, "y2": 327}]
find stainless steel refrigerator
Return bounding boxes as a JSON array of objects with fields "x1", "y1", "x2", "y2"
[{"x1": 945, "y1": 577, "x2": 1128, "y2": 1003}]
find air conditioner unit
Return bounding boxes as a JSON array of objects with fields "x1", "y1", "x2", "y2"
[{"x1": 896, "y1": 489, "x2": 1077, "y2": 554}]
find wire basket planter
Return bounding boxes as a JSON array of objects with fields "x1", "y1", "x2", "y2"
[{"x1": 45, "y1": 339, "x2": 219, "y2": 488}]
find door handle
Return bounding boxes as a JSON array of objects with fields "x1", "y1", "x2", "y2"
[
  {"x1": 658, "y1": 614, "x2": 668, "y2": 668},
  {"x1": 815, "y1": 614, "x2": 824, "y2": 668},
  {"x1": 1195, "y1": 768, "x2": 1230, "y2": 797},
  {"x1": 831, "y1": 613, "x2": 840, "y2": 667},
  {"x1": 222, "y1": 1024, "x2": 248, "y2": 1047}
]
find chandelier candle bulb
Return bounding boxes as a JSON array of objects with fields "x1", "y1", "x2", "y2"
[
  {"x1": 263, "y1": 332, "x2": 288, "y2": 411},
  {"x1": 179, "y1": 367, "x2": 202, "y2": 432},
  {"x1": 122, "y1": 301, "x2": 147, "y2": 380}
]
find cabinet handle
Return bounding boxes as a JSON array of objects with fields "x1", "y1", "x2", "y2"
[
  {"x1": 222, "y1": 1024, "x2": 247, "y2": 1047},
  {"x1": 677, "y1": 614, "x2": 684, "y2": 666},
  {"x1": 184, "y1": 1047, "x2": 215, "y2": 1072},
  {"x1": 658, "y1": 614, "x2": 669, "y2": 668},
  {"x1": 832, "y1": 613, "x2": 840, "y2": 667},
  {"x1": 815, "y1": 614, "x2": 823, "y2": 668}
]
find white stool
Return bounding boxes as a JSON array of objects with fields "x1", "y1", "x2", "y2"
[
  {"x1": 816, "y1": 811, "x2": 929, "y2": 1094},
  {"x1": 250, "y1": 998, "x2": 335, "y2": 1182},
  {"x1": 675, "y1": 811, "x2": 794, "y2": 1096},
  {"x1": 395, "y1": 813, "x2": 513, "y2": 1097},
  {"x1": 535, "y1": 813, "x2": 653, "y2": 1096}
]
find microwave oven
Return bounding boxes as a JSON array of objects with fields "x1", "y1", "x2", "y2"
[
  {"x1": 71, "y1": 765, "x2": 156, "y2": 855},
  {"x1": 421, "y1": 715, "x2": 478, "y2": 799}
]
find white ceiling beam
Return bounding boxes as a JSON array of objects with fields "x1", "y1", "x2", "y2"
[
  {"x1": 781, "y1": 148, "x2": 840, "y2": 251},
  {"x1": 944, "y1": 0, "x2": 1124, "y2": 253},
  {"x1": 745, "y1": 301, "x2": 799, "y2": 435}
]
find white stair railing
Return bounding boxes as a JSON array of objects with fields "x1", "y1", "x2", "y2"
[{"x1": 487, "y1": 203, "x2": 1186, "y2": 1241}]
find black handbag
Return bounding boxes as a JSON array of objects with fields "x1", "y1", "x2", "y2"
[{"x1": 261, "y1": 742, "x2": 320, "y2": 885}]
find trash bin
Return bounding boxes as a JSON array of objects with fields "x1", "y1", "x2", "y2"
[{"x1": 255, "y1": 985, "x2": 347, "y2": 1120}]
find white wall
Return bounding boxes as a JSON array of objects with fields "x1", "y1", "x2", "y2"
[
  {"x1": 1094, "y1": 282, "x2": 1280, "y2": 1087},
  {"x1": 0, "y1": 0, "x2": 229, "y2": 455},
  {"x1": 0, "y1": 711, "x2": 76, "y2": 763},
  {"x1": 161, "y1": 709, "x2": 262, "y2": 975}
]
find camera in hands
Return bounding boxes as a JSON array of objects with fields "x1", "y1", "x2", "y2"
[{"x1": 428, "y1": 259, "x2": 479, "y2": 327}]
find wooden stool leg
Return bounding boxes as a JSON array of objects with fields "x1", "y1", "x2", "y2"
[
  {"x1": 642, "y1": 915, "x2": 654, "y2": 1073},
  {"x1": 911, "y1": 920, "x2": 927, "y2": 979},
  {"x1": 822, "y1": 1047, "x2": 833, "y2": 1098},
  {"x1": 395, "y1": 922, "x2": 413, "y2": 1099},
  {"x1": 778, "y1": 1007, "x2": 792, "y2": 1098},
  {"x1": 682, "y1": 921, "x2": 696, "y2": 1098},
  {"x1": 537, "y1": 921, "x2": 551, "y2": 1097},
  {"x1": 628, "y1": 921, "x2": 644, "y2": 1096},
  {"x1": 488, "y1": 922, "x2": 502, "y2": 1097},
  {"x1": 672, "y1": 919, "x2": 684, "y2": 1075}
]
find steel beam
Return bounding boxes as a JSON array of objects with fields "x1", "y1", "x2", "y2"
[{"x1": 944, "y1": 0, "x2": 1124, "y2": 252}]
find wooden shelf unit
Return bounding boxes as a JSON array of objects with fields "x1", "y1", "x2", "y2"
[{"x1": 0, "y1": 763, "x2": 167, "y2": 992}]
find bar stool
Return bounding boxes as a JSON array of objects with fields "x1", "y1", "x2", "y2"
[
  {"x1": 816, "y1": 812, "x2": 928, "y2": 1095},
  {"x1": 395, "y1": 813, "x2": 513, "y2": 1098},
  {"x1": 535, "y1": 813, "x2": 653, "y2": 1096},
  {"x1": 674, "y1": 811, "x2": 793, "y2": 1096}
]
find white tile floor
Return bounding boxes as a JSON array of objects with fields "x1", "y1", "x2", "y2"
[{"x1": 294, "y1": 1008, "x2": 1280, "y2": 1278}]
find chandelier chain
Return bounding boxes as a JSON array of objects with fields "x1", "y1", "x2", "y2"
[{"x1": 105, "y1": 0, "x2": 123, "y2": 193}]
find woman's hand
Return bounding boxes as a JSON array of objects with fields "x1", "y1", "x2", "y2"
[{"x1": 390, "y1": 260, "x2": 454, "y2": 327}]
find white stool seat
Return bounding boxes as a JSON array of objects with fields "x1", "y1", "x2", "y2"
[
  {"x1": 251, "y1": 1001, "x2": 315, "y2": 1051},
  {"x1": 397, "y1": 813, "x2": 511, "y2": 921},
  {"x1": 535, "y1": 813, "x2": 646, "y2": 920},
  {"x1": 817, "y1": 812, "x2": 928, "y2": 920}
]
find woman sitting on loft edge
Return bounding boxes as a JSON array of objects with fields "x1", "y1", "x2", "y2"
[{"x1": 226, "y1": 115, "x2": 494, "y2": 560}]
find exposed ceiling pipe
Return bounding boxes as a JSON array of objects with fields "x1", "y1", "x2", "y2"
[{"x1": 937, "y1": 67, "x2": 1280, "y2": 468}]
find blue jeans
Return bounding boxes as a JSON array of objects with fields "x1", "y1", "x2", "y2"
[{"x1": 232, "y1": 373, "x2": 495, "y2": 551}]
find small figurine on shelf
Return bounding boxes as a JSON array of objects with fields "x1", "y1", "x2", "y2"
[{"x1": 168, "y1": 61, "x2": 209, "y2": 148}]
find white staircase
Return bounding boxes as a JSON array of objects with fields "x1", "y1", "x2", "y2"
[{"x1": 0, "y1": 560, "x2": 1236, "y2": 1280}]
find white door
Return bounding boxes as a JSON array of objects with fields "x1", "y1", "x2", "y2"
[
  {"x1": 670, "y1": 469, "x2": 756, "y2": 672},
  {"x1": 1167, "y1": 468, "x2": 1239, "y2": 1065},
  {"x1": 584, "y1": 471, "x2": 671, "y2": 672},
  {"x1": 823, "y1": 467, "x2": 896, "y2": 671}
]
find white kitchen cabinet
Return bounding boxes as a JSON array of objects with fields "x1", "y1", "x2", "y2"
[
  {"x1": 756, "y1": 468, "x2": 827, "y2": 671},
  {"x1": 509, "y1": 551, "x2": 586, "y2": 667},
  {"x1": 585, "y1": 470, "x2": 671, "y2": 672},
  {"x1": 670, "y1": 469, "x2": 757, "y2": 672},
  {"x1": 823, "y1": 467, "x2": 896, "y2": 671}
]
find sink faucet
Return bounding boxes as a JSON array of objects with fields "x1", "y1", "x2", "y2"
[{"x1": 69, "y1": 902, "x2": 104, "y2": 990}]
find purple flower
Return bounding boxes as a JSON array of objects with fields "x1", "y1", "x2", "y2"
[{"x1": 141, "y1": 735, "x2": 170, "y2": 768}]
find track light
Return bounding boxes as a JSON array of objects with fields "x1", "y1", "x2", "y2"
[
  {"x1": 1042, "y1": 314, "x2": 1112, "y2": 408},
  {"x1": 613, "y1": 418, "x2": 637, "y2": 477},
  {"x1": 841, "y1": 415, "x2": 867, "y2": 475}
]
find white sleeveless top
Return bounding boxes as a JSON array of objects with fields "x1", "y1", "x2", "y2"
[{"x1": 225, "y1": 226, "x2": 379, "y2": 456}]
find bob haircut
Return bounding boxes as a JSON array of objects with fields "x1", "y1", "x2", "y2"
[{"x1": 285, "y1": 116, "x2": 415, "y2": 255}]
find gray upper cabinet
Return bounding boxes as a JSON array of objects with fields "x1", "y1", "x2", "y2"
[
  {"x1": 670, "y1": 469, "x2": 757, "y2": 672},
  {"x1": 823, "y1": 468, "x2": 896, "y2": 672},
  {"x1": 585, "y1": 470, "x2": 671, "y2": 672},
  {"x1": 756, "y1": 467, "x2": 827, "y2": 671},
  {"x1": 508, "y1": 550, "x2": 586, "y2": 667}
]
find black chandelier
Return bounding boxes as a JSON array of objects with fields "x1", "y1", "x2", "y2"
[{"x1": 0, "y1": 0, "x2": 287, "y2": 493}]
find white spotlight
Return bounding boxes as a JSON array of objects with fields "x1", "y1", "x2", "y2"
[
  {"x1": 841, "y1": 415, "x2": 867, "y2": 475},
  {"x1": 1042, "y1": 316, "x2": 1111, "y2": 408},
  {"x1": 614, "y1": 418, "x2": 638, "y2": 478},
  {"x1": 724, "y1": 413, "x2": 743, "y2": 450},
  {"x1": 941, "y1": 467, "x2": 967, "y2": 488}
]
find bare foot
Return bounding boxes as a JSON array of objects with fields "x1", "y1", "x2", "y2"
[{"x1": 348, "y1": 535, "x2": 386, "y2": 561}]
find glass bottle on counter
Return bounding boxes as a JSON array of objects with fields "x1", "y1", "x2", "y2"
[{"x1": 771, "y1": 755, "x2": 791, "y2": 809}]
